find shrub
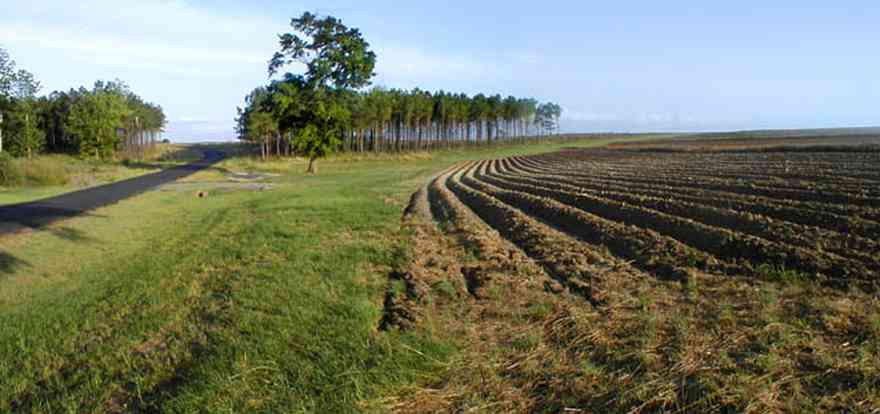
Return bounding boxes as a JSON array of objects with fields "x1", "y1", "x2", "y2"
[{"x1": 0, "y1": 152, "x2": 24, "y2": 186}]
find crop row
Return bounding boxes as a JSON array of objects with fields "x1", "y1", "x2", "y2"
[
  {"x1": 525, "y1": 151, "x2": 880, "y2": 185},
  {"x1": 428, "y1": 162, "x2": 632, "y2": 304},
  {"x1": 476, "y1": 160, "x2": 876, "y2": 288},
  {"x1": 495, "y1": 157, "x2": 880, "y2": 262},
  {"x1": 514, "y1": 155, "x2": 880, "y2": 224},
  {"x1": 523, "y1": 156, "x2": 880, "y2": 208}
]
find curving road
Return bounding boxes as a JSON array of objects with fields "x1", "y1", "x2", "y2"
[{"x1": 0, "y1": 150, "x2": 225, "y2": 234}]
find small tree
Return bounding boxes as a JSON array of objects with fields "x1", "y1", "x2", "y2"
[
  {"x1": 66, "y1": 91, "x2": 129, "y2": 158},
  {"x1": 247, "y1": 111, "x2": 278, "y2": 160},
  {"x1": 1, "y1": 48, "x2": 42, "y2": 155},
  {"x1": 0, "y1": 48, "x2": 17, "y2": 98},
  {"x1": 9, "y1": 100, "x2": 45, "y2": 158},
  {"x1": 536, "y1": 102, "x2": 562, "y2": 136}
]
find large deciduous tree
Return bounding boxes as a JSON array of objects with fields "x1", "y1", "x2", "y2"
[
  {"x1": 267, "y1": 12, "x2": 376, "y2": 173},
  {"x1": 269, "y1": 12, "x2": 377, "y2": 90}
]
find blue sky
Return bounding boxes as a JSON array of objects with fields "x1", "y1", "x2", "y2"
[{"x1": 2, "y1": 1, "x2": 878, "y2": 142}]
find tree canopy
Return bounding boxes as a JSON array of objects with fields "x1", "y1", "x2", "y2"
[
  {"x1": 0, "y1": 47, "x2": 166, "y2": 159},
  {"x1": 269, "y1": 12, "x2": 377, "y2": 90},
  {"x1": 238, "y1": 12, "x2": 563, "y2": 171},
  {"x1": 0, "y1": 48, "x2": 40, "y2": 100},
  {"x1": 263, "y1": 13, "x2": 378, "y2": 173}
]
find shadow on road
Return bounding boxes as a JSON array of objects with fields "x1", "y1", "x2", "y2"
[{"x1": 0, "y1": 150, "x2": 226, "y2": 236}]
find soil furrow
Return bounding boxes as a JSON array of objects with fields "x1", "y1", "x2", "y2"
[
  {"x1": 513, "y1": 155, "x2": 880, "y2": 224},
  {"x1": 442, "y1": 161, "x2": 653, "y2": 305},
  {"x1": 495, "y1": 157, "x2": 880, "y2": 266},
  {"x1": 454, "y1": 161, "x2": 740, "y2": 283},
  {"x1": 475, "y1": 160, "x2": 875, "y2": 288}
]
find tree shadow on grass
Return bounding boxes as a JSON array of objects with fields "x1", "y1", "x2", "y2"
[
  {"x1": 0, "y1": 251, "x2": 30, "y2": 276},
  {"x1": 0, "y1": 207, "x2": 108, "y2": 237},
  {"x1": 44, "y1": 226, "x2": 95, "y2": 243}
]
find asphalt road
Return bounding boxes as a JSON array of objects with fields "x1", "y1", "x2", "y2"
[{"x1": 0, "y1": 150, "x2": 225, "y2": 234}]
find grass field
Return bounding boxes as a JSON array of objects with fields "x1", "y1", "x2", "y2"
[{"x1": 0, "y1": 135, "x2": 657, "y2": 412}]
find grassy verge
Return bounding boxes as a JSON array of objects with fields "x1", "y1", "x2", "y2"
[
  {"x1": 0, "y1": 135, "x2": 664, "y2": 412},
  {"x1": 0, "y1": 144, "x2": 208, "y2": 206}
]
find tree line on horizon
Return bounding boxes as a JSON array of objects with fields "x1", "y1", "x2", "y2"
[
  {"x1": 0, "y1": 48, "x2": 166, "y2": 160},
  {"x1": 236, "y1": 12, "x2": 564, "y2": 172},
  {"x1": 238, "y1": 85, "x2": 563, "y2": 157}
]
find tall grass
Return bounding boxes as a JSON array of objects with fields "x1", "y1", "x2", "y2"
[
  {"x1": 0, "y1": 153, "x2": 23, "y2": 186},
  {"x1": 18, "y1": 155, "x2": 71, "y2": 186},
  {"x1": 0, "y1": 154, "x2": 70, "y2": 187}
]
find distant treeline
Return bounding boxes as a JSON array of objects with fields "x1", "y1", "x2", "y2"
[
  {"x1": 0, "y1": 48, "x2": 166, "y2": 159},
  {"x1": 237, "y1": 82, "x2": 563, "y2": 158},
  {"x1": 685, "y1": 127, "x2": 880, "y2": 141},
  {"x1": 235, "y1": 12, "x2": 564, "y2": 168}
]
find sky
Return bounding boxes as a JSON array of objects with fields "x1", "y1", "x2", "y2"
[{"x1": 2, "y1": 1, "x2": 878, "y2": 142}]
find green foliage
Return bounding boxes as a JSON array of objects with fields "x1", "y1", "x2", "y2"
[
  {"x1": 1, "y1": 48, "x2": 166, "y2": 160},
  {"x1": 0, "y1": 48, "x2": 13, "y2": 96},
  {"x1": 66, "y1": 90, "x2": 130, "y2": 158},
  {"x1": 249, "y1": 109, "x2": 279, "y2": 161},
  {"x1": 292, "y1": 88, "x2": 350, "y2": 173},
  {"x1": 269, "y1": 12, "x2": 377, "y2": 90},
  {"x1": 6, "y1": 100, "x2": 45, "y2": 158},
  {"x1": 247, "y1": 111, "x2": 277, "y2": 142},
  {"x1": 0, "y1": 47, "x2": 41, "y2": 100},
  {"x1": 536, "y1": 102, "x2": 563, "y2": 135},
  {"x1": 241, "y1": 14, "x2": 563, "y2": 167},
  {"x1": 264, "y1": 12, "x2": 377, "y2": 172},
  {"x1": 237, "y1": 84, "x2": 562, "y2": 159}
]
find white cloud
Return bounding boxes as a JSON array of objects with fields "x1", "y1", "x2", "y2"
[
  {"x1": 0, "y1": 0, "x2": 288, "y2": 140},
  {"x1": 0, "y1": 1, "x2": 277, "y2": 72},
  {"x1": 0, "y1": 0, "x2": 529, "y2": 139},
  {"x1": 372, "y1": 43, "x2": 493, "y2": 86}
]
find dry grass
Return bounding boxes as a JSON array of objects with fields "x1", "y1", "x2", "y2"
[{"x1": 387, "y1": 213, "x2": 880, "y2": 412}]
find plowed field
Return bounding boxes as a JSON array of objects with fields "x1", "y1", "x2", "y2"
[{"x1": 390, "y1": 144, "x2": 880, "y2": 412}]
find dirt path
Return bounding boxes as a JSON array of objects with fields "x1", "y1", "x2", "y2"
[{"x1": 0, "y1": 150, "x2": 225, "y2": 234}]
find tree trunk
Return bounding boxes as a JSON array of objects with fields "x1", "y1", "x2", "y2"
[{"x1": 307, "y1": 157, "x2": 317, "y2": 174}]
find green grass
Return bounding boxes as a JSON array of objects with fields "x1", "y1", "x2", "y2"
[
  {"x1": 0, "y1": 185, "x2": 74, "y2": 205},
  {"x1": 0, "y1": 135, "x2": 664, "y2": 412}
]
